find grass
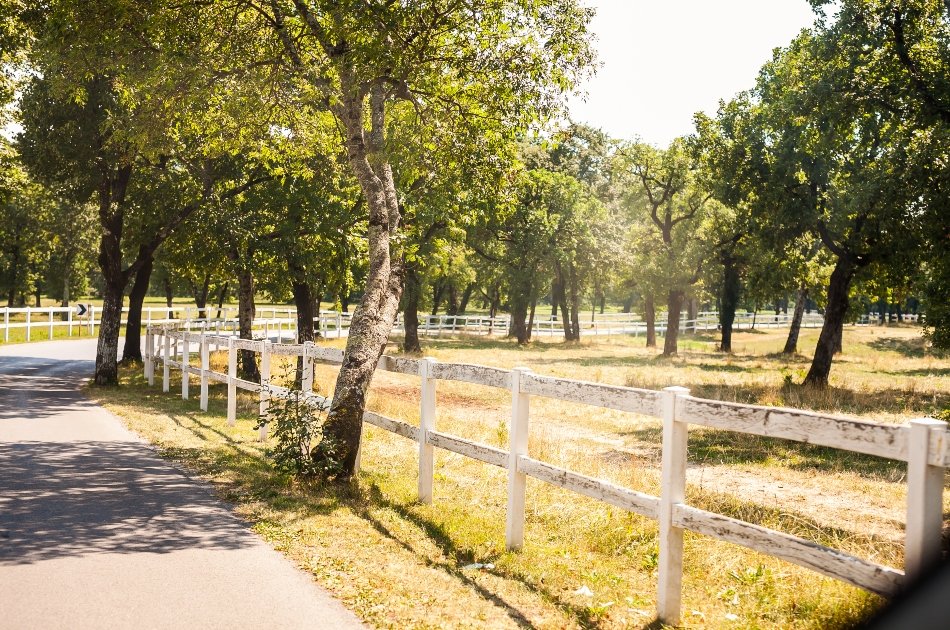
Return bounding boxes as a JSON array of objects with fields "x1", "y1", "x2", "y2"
[{"x1": 92, "y1": 324, "x2": 949, "y2": 629}]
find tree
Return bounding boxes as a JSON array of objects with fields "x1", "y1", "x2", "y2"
[
  {"x1": 620, "y1": 139, "x2": 714, "y2": 356},
  {"x1": 226, "y1": 0, "x2": 595, "y2": 477}
]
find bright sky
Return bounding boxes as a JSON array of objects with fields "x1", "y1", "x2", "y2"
[{"x1": 568, "y1": 0, "x2": 820, "y2": 146}]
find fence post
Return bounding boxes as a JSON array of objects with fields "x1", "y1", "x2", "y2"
[
  {"x1": 3, "y1": 307, "x2": 7, "y2": 342},
  {"x1": 162, "y1": 332, "x2": 171, "y2": 393},
  {"x1": 258, "y1": 340, "x2": 272, "y2": 441},
  {"x1": 227, "y1": 337, "x2": 237, "y2": 426},
  {"x1": 506, "y1": 367, "x2": 531, "y2": 550},
  {"x1": 658, "y1": 385, "x2": 691, "y2": 626},
  {"x1": 905, "y1": 417, "x2": 947, "y2": 580},
  {"x1": 199, "y1": 334, "x2": 210, "y2": 411},
  {"x1": 48, "y1": 307, "x2": 54, "y2": 339},
  {"x1": 181, "y1": 333, "x2": 191, "y2": 400},
  {"x1": 89, "y1": 305, "x2": 95, "y2": 336},
  {"x1": 68, "y1": 308, "x2": 73, "y2": 337},
  {"x1": 418, "y1": 357, "x2": 437, "y2": 504},
  {"x1": 336, "y1": 312, "x2": 342, "y2": 338},
  {"x1": 25, "y1": 308, "x2": 30, "y2": 342},
  {"x1": 145, "y1": 328, "x2": 154, "y2": 384},
  {"x1": 302, "y1": 341, "x2": 314, "y2": 392}
]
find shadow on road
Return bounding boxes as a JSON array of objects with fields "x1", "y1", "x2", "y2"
[{"x1": 0, "y1": 440, "x2": 254, "y2": 565}]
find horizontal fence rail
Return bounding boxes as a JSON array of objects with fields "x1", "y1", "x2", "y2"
[{"x1": 145, "y1": 326, "x2": 947, "y2": 625}]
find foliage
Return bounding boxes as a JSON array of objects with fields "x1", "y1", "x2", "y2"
[{"x1": 255, "y1": 380, "x2": 335, "y2": 478}]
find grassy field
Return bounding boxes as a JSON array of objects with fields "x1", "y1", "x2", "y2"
[{"x1": 94, "y1": 324, "x2": 949, "y2": 629}]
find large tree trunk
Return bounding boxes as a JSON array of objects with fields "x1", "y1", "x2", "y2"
[
  {"x1": 121, "y1": 254, "x2": 153, "y2": 363},
  {"x1": 314, "y1": 82, "x2": 404, "y2": 479},
  {"x1": 553, "y1": 263, "x2": 574, "y2": 341},
  {"x1": 527, "y1": 294, "x2": 537, "y2": 342},
  {"x1": 93, "y1": 164, "x2": 133, "y2": 386},
  {"x1": 237, "y1": 267, "x2": 260, "y2": 383},
  {"x1": 645, "y1": 293, "x2": 656, "y2": 348},
  {"x1": 94, "y1": 281, "x2": 125, "y2": 385},
  {"x1": 402, "y1": 262, "x2": 423, "y2": 354},
  {"x1": 719, "y1": 255, "x2": 740, "y2": 352},
  {"x1": 804, "y1": 258, "x2": 856, "y2": 386},
  {"x1": 782, "y1": 285, "x2": 807, "y2": 355},
  {"x1": 662, "y1": 289, "x2": 685, "y2": 356}
]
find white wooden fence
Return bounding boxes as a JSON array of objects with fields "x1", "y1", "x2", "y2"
[
  {"x1": 144, "y1": 326, "x2": 947, "y2": 625},
  {"x1": 0, "y1": 305, "x2": 351, "y2": 343}
]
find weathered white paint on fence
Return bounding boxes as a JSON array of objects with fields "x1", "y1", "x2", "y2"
[
  {"x1": 905, "y1": 418, "x2": 947, "y2": 579},
  {"x1": 658, "y1": 386, "x2": 690, "y2": 625},
  {"x1": 505, "y1": 368, "x2": 531, "y2": 550},
  {"x1": 521, "y1": 372, "x2": 661, "y2": 417},
  {"x1": 673, "y1": 504, "x2": 904, "y2": 597},
  {"x1": 418, "y1": 358, "x2": 436, "y2": 504},
  {"x1": 363, "y1": 410, "x2": 420, "y2": 441},
  {"x1": 429, "y1": 431, "x2": 508, "y2": 469},
  {"x1": 145, "y1": 327, "x2": 949, "y2": 625},
  {"x1": 376, "y1": 355, "x2": 418, "y2": 375},
  {"x1": 517, "y1": 456, "x2": 658, "y2": 518},
  {"x1": 680, "y1": 397, "x2": 907, "y2": 461},
  {"x1": 430, "y1": 362, "x2": 510, "y2": 390}
]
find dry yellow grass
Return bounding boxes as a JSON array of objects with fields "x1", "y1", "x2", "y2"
[{"x1": 95, "y1": 324, "x2": 948, "y2": 629}]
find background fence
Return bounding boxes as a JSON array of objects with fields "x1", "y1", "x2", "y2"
[{"x1": 145, "y1": 326, "x2": 948, "y2": 625}]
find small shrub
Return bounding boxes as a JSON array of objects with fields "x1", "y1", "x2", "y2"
[{"x1": 255, "y1": 382, "x2": 330, "y2": 478}]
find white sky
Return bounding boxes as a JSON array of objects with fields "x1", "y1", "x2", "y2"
[{"x1": 567, "y1": 0, "x2": 820, "y2": 146}]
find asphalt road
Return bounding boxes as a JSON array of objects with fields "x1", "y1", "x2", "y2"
[{"x1": 0, "y1": 339, "x2": 363, "y2": 629}]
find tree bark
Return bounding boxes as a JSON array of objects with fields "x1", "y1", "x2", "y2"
[
  {"x1": 237, "y1": 267, "x2": 260, "y2": 383},
  {"x1": 314, "y1": 81, "x2": 405, "y2": 479},
  {"x1": 662, "y1": 289, "x2": 685, "y2": 356},
  {"x1": 804, "y1": 258, "x2": 856, "y2": 386},
  {"x1": 93, "y1": 164, "x2": 133, "y2": 386},
  {"x1": 121, "y1": 253, "x2": 153, "y2": 363},
  {"x1": 645, "y1": 293, "x2": 656, "y2": 348},
  {"x1": 782, "y1": 286, "x2": 807, "y2": 355},
  {"x1": 431, "y1": 279, "x2": 445, "y2": 316},
  {"x1": 402, "y1": 262, "x2": 423, "y2": 354},
  {"x1": 719, "y1": 255, "x2": 740, "y2": 352}
]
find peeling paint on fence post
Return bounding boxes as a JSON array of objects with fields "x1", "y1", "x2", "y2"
[
  {"x1": 181, "y1": 334, "x2": 191, "y2": 400},
  {"x1": 199, "y1": 334, "x2": 210, "y2": 411},
  {"x1": 258, "y1": 339, "x2": 272, "y2": 441},
  {"x1": 905, "y1": 417, "x2": 947, "y2": 580},
  {"x1": 506, "y1": 367, "x2": 531, "y2": 550},
  {"x1": 418, "y1": 357, "x2": 437, "y2": 504},
  {"x1": 302, "y1": 341, "x2": 314, "y2": 392},
  {"x1": 162, "y1": 332, "x2": 171, "y2": 393},
  {"x1": 658, "y1": 385, "x2": 690, "y2": 626},
  {"x1": 145, "y1": 329, "x2": 154, "y2": 384},
  {"x1": 227, "y1": 337, "x2": 237, "y2": 426}
]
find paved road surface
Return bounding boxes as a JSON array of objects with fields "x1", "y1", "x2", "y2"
[{"x1": 0, "y1": 339, "x2": 363, "y2": 629}]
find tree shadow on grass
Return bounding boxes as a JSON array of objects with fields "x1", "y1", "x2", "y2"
[{"x1": 867, "y1": 336, "x2": 936, "y2": 358}]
